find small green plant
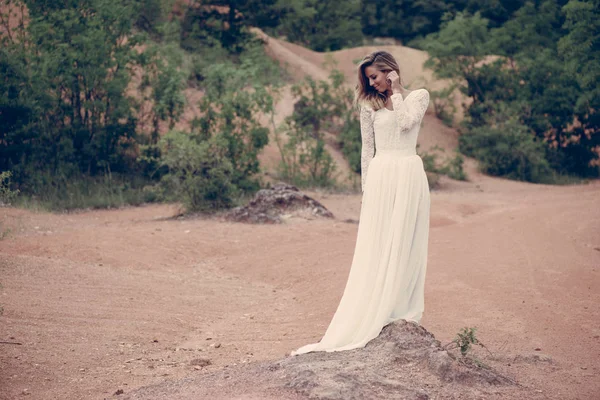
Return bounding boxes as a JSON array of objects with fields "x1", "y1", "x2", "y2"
[{"x1": 445, "y1": 327, "x2": 490, "y2": 357}]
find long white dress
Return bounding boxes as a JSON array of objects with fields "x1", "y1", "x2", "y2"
[{"x1": 291, "y1": 89, "x2": 431, "y2": 355}]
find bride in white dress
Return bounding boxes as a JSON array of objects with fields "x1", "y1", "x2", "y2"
[{"x1": 290, "y1": 51, "x2": 431, "y2": 356}]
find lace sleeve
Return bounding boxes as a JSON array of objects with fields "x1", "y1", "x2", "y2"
[
  {"x1": 389, "y1": 89, "x2": 430, "y2": 133},
  {"x1": 360, "y1": 105, "x2": 375, "y2": 192}
]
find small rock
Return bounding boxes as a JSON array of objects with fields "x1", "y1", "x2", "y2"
[
  {"x1": 190, "y1": 358, "x2": 211, "y2": 368},
  {"x1": 114, "y1": 389, "x2": 124, "y2": 395}
]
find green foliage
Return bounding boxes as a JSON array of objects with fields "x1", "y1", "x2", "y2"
[
  {"x1": 559, "y1": 0, "x2": 600, "y2": 105},
  {"x1": 419, "y1": 145, "x2": 468, "y2": 181},
  {"x1": 180, "y1": 0, "x2": 261, "y2": 54},
  {"x1": 135, "y1": 0, "x2": 176, "y2": 37},
  {"x1": 460, "y1": 120, "x2": 553, "y2": 182},
  {"x1": 429, "y1": 85, "x2": 459, "y2": 126},
  {"x1": 1, "y1": 0, "x2": 143, "y2": 182},
  {"x1": 423, "y1": 12, "x2": 491, "y2": 82},
  {"x1": 339, "y1": 115, "x2": 362, "y2": 174},
  {"x1": 193, "y1": 59, "x2": 278, "y2": 192},
  {"x1": 558, "y1": 0, "x2": 600, "y2": 176},
  {"x1": 362, "y1": 0, "x2": 525, "y2": 45},
  {"x1": 0, "y1": 0, "x2": 284, "y2": 211},
  {"x1": 15, "y1": 173, "x2": 154, "y2": 211},
  {"x1": 0, "y1": 170, "x2": 18, "y2": 239},
  {"x1": 276, "y1": 68, "x2": 356, "y2": 187},
  {"x1": 0, "y1": 171, "x2": 19, "y2": 205},
  {"x1": 423, "y1": 2, "x2": 600, "y2": 180},
  {"x1": 136, "y1": 42, "x2": 188, "y2": 143},
  {"x1": 155, "y1": 131, "x2": 238, "y2": 212},
  {"x1": 445, "y1": 327, "x2": 487, "y2": 357},
  {"x1": 275, "y1": 0, "x2": 363, "y2": 51},
  {"x1": 148, "y1": 52, "x2": 280, "y2": 213}
]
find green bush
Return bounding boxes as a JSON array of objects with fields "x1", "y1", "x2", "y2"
[
  {"x1": 193, "y1": 58, "x2": 278, "y2": 193},
  {"x1": 339, "y1": 115, "x2": 361, "y2": 174},
  {"x1": 419, "y1": 145, "x2": 467, "y2": 183},
  {"x1": 422, "y1": 6, "x2": 599, "y2": 179},
  {"x1": 0, "y1": 171, "x2": 19, "y2": 205},
  {"x1": 156, "y1": 131, "x2": 237, "y2": 212},
  {"x1": 275, "y1": 120, "x2": 337, "y2": 187},
  {"x1": 459, "y1": 121, "x2": 553, "y2": 183}
]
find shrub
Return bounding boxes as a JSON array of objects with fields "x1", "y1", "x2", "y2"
[
  {"x1": 419, "y1": 145, "x2": 467, "y2": 182},
  {"x1": 0, "y1": 171, "x2": 19, "y2": 206},
  {"x1": 459, "y1": 120, "x2": 552, "y2": 182},
  {"x1": 276, "y1": 68, "x2": 358, "y2": 187},
  {"x1": 156, "y1": 131, "x2": 237, "y2": 212}
]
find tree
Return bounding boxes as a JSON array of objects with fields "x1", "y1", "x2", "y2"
[
  {"x1": 557, "y1": 0, "x2": 600, "y2": 175},
  {"x1": 275, "y1": 0, "x2": 363, "y2": 51},
  {"x1": 0, "y1": 0, "x2": 144, "y2": 183},
  {"x1": 422, "y1": 2, "x2": 599, "y2": 179},
  {"x1": 191, "y1": 57, "x2": 277, "y2": 192}
]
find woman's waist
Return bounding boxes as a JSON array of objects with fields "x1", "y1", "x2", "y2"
[{"x1": 375, "y1": 148, "x2": 417, "y2": 157}]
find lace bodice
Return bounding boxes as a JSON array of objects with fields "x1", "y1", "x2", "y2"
[{"x1": 359, "y1": 89, "x2": 430, "y2": 191}]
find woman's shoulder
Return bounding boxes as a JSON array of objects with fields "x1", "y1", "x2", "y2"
[
  {"x1": 407, "y1": 88, "x2": 429, "y2": 97},
  {"x1": 406, "y1": 88, "x2": 430, "y2": 104},
  {"x1": 358, "y1": 100, "x2": 374, "y2": 110},
  {"x1": 359, "y1": 102, "x2": 375, "y2": 116}
]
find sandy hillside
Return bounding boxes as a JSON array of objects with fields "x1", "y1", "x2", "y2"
[
  {"x1": 1, "y1": 35, "x2": 600, "y2": 400},
  {"x1": 256, "y1": 31, "x2": 462, "y2": 186}
]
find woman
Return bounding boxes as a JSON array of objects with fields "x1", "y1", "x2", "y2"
[{"x1": 291, "y1": 51, "x2": 431, "y2": 355}]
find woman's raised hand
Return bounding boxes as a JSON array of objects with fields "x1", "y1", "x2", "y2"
[{"x1": 386, "y1": 71, "x2": 402, "y2": 94}]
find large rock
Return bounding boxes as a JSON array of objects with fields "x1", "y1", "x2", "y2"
[
  {"x1": 224, "y1": 183, "x2": 334, "y2": 224},
  {"x1": 125, "y1": 321, "x2": 543, "y2": 400},
  {"x1": 278, "y1": 321, "x2": 516, "y2": 400}
]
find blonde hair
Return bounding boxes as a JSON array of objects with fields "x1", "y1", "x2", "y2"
[{"x1": 354, "y1": 51, "x2": 402, "y2": 111}]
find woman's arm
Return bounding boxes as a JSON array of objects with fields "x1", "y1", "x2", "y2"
[
  {"x1": 386, "y1": 71, "x2": 430, "y2": 132},
  {"x1": 389, "y1": 89, "x2": 430, "y2": 133},
  {"x1": 360, "y1": 105, "x2": 375, "y2": 192}
]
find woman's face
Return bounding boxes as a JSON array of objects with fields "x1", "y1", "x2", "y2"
[{"x1": 364, "y1": 65, "x2": 389, "y2": 93}]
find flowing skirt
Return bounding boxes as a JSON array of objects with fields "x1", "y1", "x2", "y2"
[{"x1": 291, "y1": 149, "x2": 430, "y2": 355}]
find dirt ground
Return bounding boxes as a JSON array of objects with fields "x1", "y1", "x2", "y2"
[
  {"x1": 1, "y1": 166, "x2": 599, "y2": 399},
  {"x1": 1, "y1": 35, "x2": 599, "y2": 400}
]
